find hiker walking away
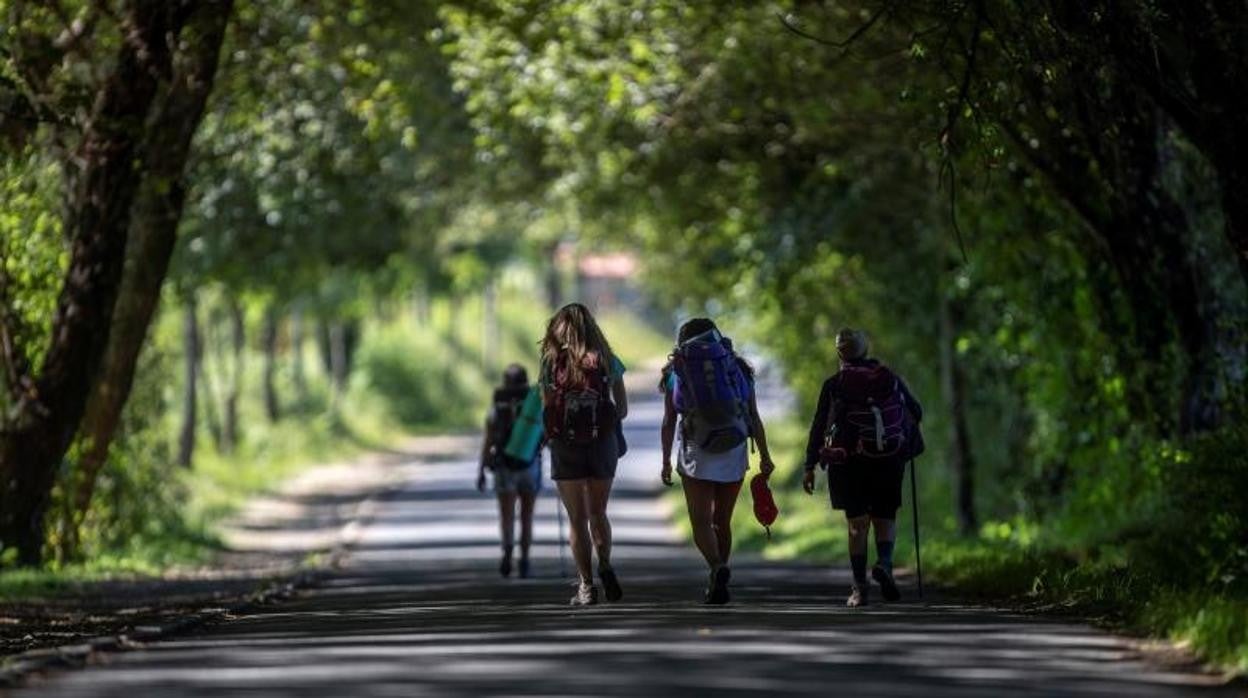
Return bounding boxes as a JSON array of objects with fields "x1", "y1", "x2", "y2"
[
  {"x1": 802, "y1": 328, "x2": 923, "y2": 607},
  {"x1": 660, "y1": 318, "x2": 775, "y2": 604},
  {"x1": 477, "y1": 364, "x2": 543, "y2": 579},
  {"x1": 540, "y1": 303, "x2": 629, "y2": 606}
]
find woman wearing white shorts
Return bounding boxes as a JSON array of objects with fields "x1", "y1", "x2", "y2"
[{"x1": 659, "y1": 318, "x2": 775, "y2": 604}]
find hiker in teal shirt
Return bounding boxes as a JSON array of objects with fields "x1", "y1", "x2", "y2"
[{"x1": 538, "y1": 303, "x2": 629, "y2": 606}]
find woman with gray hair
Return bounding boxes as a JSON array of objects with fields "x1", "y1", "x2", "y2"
[{"x1": 802, "y1": 328, "x2": 923, "y2": 607}]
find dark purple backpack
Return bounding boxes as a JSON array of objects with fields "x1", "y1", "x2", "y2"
[
  {"x1": 829, "y1": 363, "x2": 908, "y2": 460},
  {"x1": 672, "y1": 331, "x2": 753, "y2": 453}
]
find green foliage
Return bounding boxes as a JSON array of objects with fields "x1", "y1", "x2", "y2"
[
  {"x1": 0, "y1": 151, "x2": 62, "y2": 386},
  {"x1": 356, "y1": 315, "x2": 487, "y2": 432}
]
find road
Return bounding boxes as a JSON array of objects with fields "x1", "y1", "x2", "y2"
[{"x1": 10, "y1": 393, "x2": 1235, "y2": 697}]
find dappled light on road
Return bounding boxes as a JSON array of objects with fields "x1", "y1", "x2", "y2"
[{"x1": 12, "y1": 396, "x2": 1229, "y2": 697}]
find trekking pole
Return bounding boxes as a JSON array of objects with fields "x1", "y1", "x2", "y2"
[
  {"x1": 555, "y1": 493, "x2": 568, "y2": 578},
  {"x1": 909, "y1": 458, "x2": 924, "y2": 600}
]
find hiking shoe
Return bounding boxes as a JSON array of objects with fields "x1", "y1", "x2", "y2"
[
  {"x1": 872, "y1": 564, "x2": 901, "y2": 602},
  {"x1": 846, "y1": 583, "x2": 868, "y2": 608},
  {"x1": 704, "y1": 566, "x2": 732, "y2": 605},
  {"x1": 499, "y1": 552, "x2": 513, "y2": 578},
  {"x1": 599, "y1": 564, "x2": 623, "y2": 602},
  {"x1": 518, "y1": 557, "x2": 531, "y2": 579},
  {"x1": 571, "y1": 583, "x2": 599, "y2": 606}
]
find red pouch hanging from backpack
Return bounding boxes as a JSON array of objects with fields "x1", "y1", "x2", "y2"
[{"x1": 750, "y1": 473, "x2": 779, "y2": 539}]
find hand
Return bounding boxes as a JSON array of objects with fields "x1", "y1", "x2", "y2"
[
  {"x1": 476, "y1": 472, "x2": 487, "y2": 493},
  {"x1": 802, "y1": 469, "x2": 816, "y2": 495},
  {"x1": 759, "y1": 456, "x2": 776, "y2": 478},
  {"x1": 660, "y1": 462, "x2": 674, "y2": 487}
]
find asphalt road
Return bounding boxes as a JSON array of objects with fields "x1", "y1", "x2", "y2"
[{"x1": 10, "y1": 393, "x2": 1236, "y2": 697}]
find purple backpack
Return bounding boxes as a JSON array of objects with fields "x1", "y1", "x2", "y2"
[
  {"x1": 832, "y1": 363, "x2": 908, "y2": 460},
  {"x1": 672, "y1": 331, "x2": 753, "y2": 453}
]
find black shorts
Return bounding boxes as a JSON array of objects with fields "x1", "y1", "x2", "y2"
[
  {"x1": 828, "y1": 458, "x2": 905, "y2": 520},
  {"x1": 549, "y1": 434, "x2": 619, "y2": 481}
]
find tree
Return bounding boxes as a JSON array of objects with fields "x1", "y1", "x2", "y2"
[
  {"x1": 0, "y1": 0, "x2": 234, "y2": 565},
  {"x1": 68, "y1": 0, "x2": 234, "y2": 543}
]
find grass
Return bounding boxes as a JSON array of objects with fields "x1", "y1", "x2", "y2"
[
  {"x1": 597, "y1": 309, "x2": 674, "y2": 369},
  {"x1": 920, "y1": 539, "x2": 1248, "y2": 674}
]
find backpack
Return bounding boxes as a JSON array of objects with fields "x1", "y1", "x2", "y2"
[
  {"x1": 823, "y1": 363, "x2": 910, "y2": 462},
  {"x1": 671, "y1": 331, "x2": 753, "y2": 453},
  {"x1": 542, "y1": 353, "x2": 614, "y2": 446},
  {"x1": 488, "y1": 385, "x2": 532, "y2": 470}
]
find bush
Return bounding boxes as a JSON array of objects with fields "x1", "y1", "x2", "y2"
[{"x1": 354, "y1": 323, "x2": 481, "y2": 430}]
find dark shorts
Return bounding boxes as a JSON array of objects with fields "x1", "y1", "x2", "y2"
[
  {"x1": 549, "y1": 434, "x2": 619, "y2": 481},
  {"x1": 828, "y1": 458, "x2": 905, "y2": 520}
]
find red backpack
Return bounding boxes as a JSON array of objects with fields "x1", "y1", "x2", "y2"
[
  {"x1": 542, "y1": 353, "x2": 614, "y2": 446},
  {"x1": 822, "y1": 363, "x2": 909, "y2": 463}
]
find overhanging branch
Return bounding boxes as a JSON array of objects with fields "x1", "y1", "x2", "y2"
[{"x1": 777, "y1": 3, "x2": 892, "y2": 52}]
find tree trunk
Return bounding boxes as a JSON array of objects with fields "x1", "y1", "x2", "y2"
[
  {"x1": 317, "y1": 318, "x2": 333, "y2": 377},
  {"x1": 414, "y1": 286, "x2": 431, "y2": 325},
  {"x1": 199, "y1": 331, "x2": 224, "y2": 450},
  {"x1": 261, "y1": 305, "x2": 280, "y2": 422},
  {"x1": 545, "y1": 242, "x2": 562, "y2": 310},
  {"x1": 221, "y1": 296, "x2": 245, "y2": 454},
  {"x1": 939, "y1": 287, "x2": 977, "y2": 536},
  {"x1": 290, "y1": 306, "x2": 307, "y2": 403},
  {"x1": 0, "y1": 2, "x2": 197, "y2": 566},
  {"x1": 328, "y1": 321, "x2": 348, "y2": 412},
  {"x1": 482, "y1": 282, "x2": 498, "y2": 372},
  {"x1": 343, "y1": 320, "x2": 359, "y2": 378},
  {"x1": 68, "y1": 1, "x2": 233, "y2": 535},
  {"x1": 178, "y1": 295, "x2": 202, "y2": 468}
]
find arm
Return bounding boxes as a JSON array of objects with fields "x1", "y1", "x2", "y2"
[
  {"x1": 660, "y1": 388, "x2": 677, "y2": 486},
  {"x1": 611, "y1": 378, "x2": 629, "y2": 421},
  {"x1": 477, "y1": 417, "x2": 491, "y2": 493},
  {"x1": 802, "y1": 379, "x2": 833, "y2": 494},
  {"x1": 747, "y1": 393, "x2": 775, "y2": 477},
  {"x1": 804, "y1": 379, "x2": 833, "y2": 471},
  {"x1": 898, "y1": 376, "x2": 923, "y2": 422}
]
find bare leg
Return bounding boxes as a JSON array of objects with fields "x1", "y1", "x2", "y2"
[
  {"x1": 519, "y1": 491, "x2": 536, "y2": 560},
  {"x1": 556, "y1": 480, "x2": 593, "y2": 584},
  {"x1": 711, "y1": 480, "x2": 743, "y2": 566},
  {"x1": 871, "y1": 516, "x2": 897, "y2": 572},
  {"x1": 847, "y1": 514, "x2": 871, "y2": 584},
  {"x1": 586, "y1": 477, "x2": 615, "y2": 569},
  {"x1": 871, "y1": 517, "x2": 897, "y2": 544},
  {"x1": 496, "y1": 491, "x2": 517, "y2": 576},
  {"x1": 496, "y1": 492, "x2": 517, "y2": 551},
  {"x1": 682, "y1": 476, "x2": 721, "y2": 569}
]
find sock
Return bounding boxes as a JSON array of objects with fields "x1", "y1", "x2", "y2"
[
  {"x1": 850, "y1": 554, "x2": 868, "y2": 584},
  {"x1": 876, "y1": 540, "x2": 895, "y2": 572}
]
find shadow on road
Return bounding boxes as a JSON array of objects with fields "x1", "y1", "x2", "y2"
[{"x1": 13, "y1": 395, "x2": 1234, "y2": 697}]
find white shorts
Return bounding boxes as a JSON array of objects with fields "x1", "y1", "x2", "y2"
[{"x1": 677, "y1": 438, "x2": 748, "y2": 483}]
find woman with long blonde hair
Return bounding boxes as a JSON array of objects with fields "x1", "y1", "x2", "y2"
[{"x1": 539, "y1": 303, "x2": 628, "y2": 606}]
